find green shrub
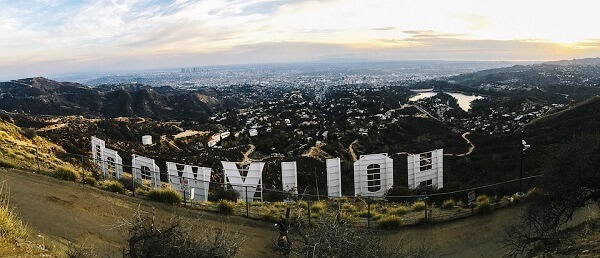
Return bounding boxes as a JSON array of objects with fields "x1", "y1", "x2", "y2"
[
  {"x1": 356, "y1": 210, "x2": 382, "y2": 220},
  {"x1": 99, "y1": 180, "x2": 126, "y2": 194},
  {"x1": 118, "y1": 177, "x2": 135, "y2": 191},
  {"x1": 147, "y1": 188, "x2": 182, "y2": 205},
  {"x1": 442, "y1": 199, "x2": 456, "y2": 209},
  {"x1": 341, "y1": 203, "x2": 357, "y2": 212},
  {"x1": 378, "y1": 216, "x2": 403, "y2": 229},
  {"x1": 390, "y1": 206, "x2": 411, "y2": 215},
  {"x1": 297, "y1": 200, "x2": 308, "y2": 209},
  {"x1": 218, "y1": 200, "x2": 235, "y2": 215},
  {"x1": 52, "y1": 167, "x2": 78, "y2": 181},
  {"x1": 0, "y1": 159, "x2": 16, "y2": 169},
  {"x1": 209, "y1": 189, "x2": 240, "y2": 202},
  {"x1": 411, "y1": 201, "x2": 426, "y2": 211},
  {"x1": 82, "y1": 177, "x2": 97, "y2": 186},
  {"x1": 476, "y1": 195, "x2": 492, "y2": 213},
  {"x1": 22, "y1": 128, "x2": 37, "y2": 139},
  {"x1": 310, "y1": 201, "x2": 326, "y2": 214}
]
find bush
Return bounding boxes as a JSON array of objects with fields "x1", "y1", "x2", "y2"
[
  {"x1": 442, "y1": 199, "x2": 456, "y2": 209},
  {"x1": 378, "y1": 215, "x2": 403, "y2": 229},
  {"x1": 390, "y1": 206, "x2": 411, "y2": 215},
  {"x1": 218, "y1": 200, "x2": 235, "y2": 215},
  {"x1": 209, "y1": 189, "x2": 240, "y2": 202},
  {"x1": 146, "y1": 188, "x2": 182, "y2": 205},
  {"x1": 411, "y1": 201, "x2": 426, "y2": 211},
  {"x1": 82, "y1": 177, "x2": 97, "y2": 186},
  {"x1": 476, "y1": 195, "x2": 492, "y2": 213},
  {"x1": 0, "y1": 159, "x2": 16, "y2": 169},
  {"x1": 310, "y1": 201, "x2": 326, "y2": 214},
  {"x1": 297, "y1": 200, "x2": 308, "y2": 209},
  {"x1": 125, "y1": 212, "x2": 243, "y2": 257},
  {"x1": 118, "y1": 177, "x2": 135, "y2": 191},
  {"x1": 341, "y1": 203, "x2": 357, "y2": 212},
  {"x1": 356, "y1": 209, "x2": 382, "y2": 220},
  {"x1": 23, "y1": 128, "x2": 37, "y2": 139},
  {"x1": 524, "y1": 188, "x2": 542, "y2": 200},
  {"x1": 52, "y1": 167, "x2": 78, "y2": 181},
  {"x1": 260, "y1": 207, "x2": 279, "y2": 222},
  {"x1": 99, "y1": 180, "x2": 126, "y2": 194}
]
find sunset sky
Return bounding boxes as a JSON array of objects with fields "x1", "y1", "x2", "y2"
[{"x1": 1, "y1": 0, "x2": 599, "y2": 78}]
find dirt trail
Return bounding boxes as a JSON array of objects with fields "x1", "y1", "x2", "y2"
[
  {"x1": 241, "y1": 144, "x2": 255, "y2": 164},
  {"x1": 348, "y1": 139, "x2": 359, "y2": 161},
  {"x1": 1, "y1": 168, "x2": 596, "y2": 257}
]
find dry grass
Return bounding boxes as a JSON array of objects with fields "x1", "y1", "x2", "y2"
[
  {"x1": 146, "y1": 187, "x2": 182, "y2": 205},
  {"x1": 0, "y1": 183, "x2": 28, "y2": 242}
]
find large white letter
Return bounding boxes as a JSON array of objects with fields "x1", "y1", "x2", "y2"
[
  {"x1": 281, "y1": 161, "x2": 298, "y2": 194},
  {"x1": 222, "y1": 162, "x2": 264, "y2": 202},
  {"x1": 132, "y1": 154, "x2": 161, "y2": 188},
  {"x1": 326, "y1": 158, "x2": 342, "y2": 198},
  {"x1": 167, "y1": 162, "x2": 211, "y2": 202},
  {"x1": 353, "y1": 153, "x2": 393, "y2": 197},
  {"x1": 91, "y1": 136, "x2": 105, "y2": 167},
  {"x1": 407, "y1": 149, "x2": 443, "y2": 189},
  {"x1": 101, "y1": 148, "x2": 123, "y2": 179}
]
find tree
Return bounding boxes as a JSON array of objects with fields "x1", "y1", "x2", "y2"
[{"x1": 504, "y1": 133, "x2": 600, "y2": 256}]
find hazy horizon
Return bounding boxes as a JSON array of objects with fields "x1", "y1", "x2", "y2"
[{"x1": 1, "y1": 0, "x2": 599, "y2": 79}]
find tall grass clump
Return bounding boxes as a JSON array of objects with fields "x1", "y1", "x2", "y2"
[
  {"x1": 310, "y1": 201, "x2": 326, "y2": 214},
  {"x1": 218, "y1": 200, "x2": 236, "y2": 215},
  {"x1": 0, "y1": 159, "x2": 16, "y2": 169},
  {"x1": 146, "y1": 188, "x2": 182, "y2": 205},
  {"x1": 52, "y1": 166, "x2": 78, "y2": 181},
  {"x1": 442, "y1": 199, "x2": 456, "y2": 209},
  {"x1": 390, "y1": 206, "x2": 411, "y2": 215},
  {"x1": 0, "y1": 184, "x2": 28, "y2": 242},
  {"x1": 378, "y1": 215, "x2": 403, "y2": 229},
  {"x1": 341, "y1": 203, "x2": 357, "y2": 212},
  {"x1": 411, "y1": 201, "x2": 426, "y2": 211},
  {"x1": 476, "y1": 195, "x2": 492, "y2": 213},
  {"x1": 99, "y1": 180, "x2": 126, "y2": 194}
]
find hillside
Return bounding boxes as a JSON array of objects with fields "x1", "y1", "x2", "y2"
[
  {"x1": 0, "y1": 113, "x2": 80, "y2": 173},
  {"x1": 0, "y1": 77, "x2": 228, "y2": 120}
]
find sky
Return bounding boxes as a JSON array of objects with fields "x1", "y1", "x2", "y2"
[{"x1": 1, "y1": 0, "x2": 599, "y2": 79}]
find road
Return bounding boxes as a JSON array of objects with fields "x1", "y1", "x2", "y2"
[{"x1": 0, "y1": 168, "x2": 596, "y2": 257}]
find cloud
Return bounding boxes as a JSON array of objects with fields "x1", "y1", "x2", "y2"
[{"x1": 371, "y1": 27, "x2": 396, "y2": 31}]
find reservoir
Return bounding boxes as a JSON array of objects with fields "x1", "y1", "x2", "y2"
[{"x1": 409, "y1": 89, "x2": 484, "y2": 111}]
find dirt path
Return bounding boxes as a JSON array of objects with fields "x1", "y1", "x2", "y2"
[
  {"x1": 1, "y1": 168, "x2": 595, "y2": 257},
  {"x1": 348, "y1": 139, "x2": 359, "y2": 161},
  {"x1": 241, "y1": 144, "x2": 255, "y2": 164},
  {"x1": 443, "y1": 132, "x2": 475, "y2": 157}
]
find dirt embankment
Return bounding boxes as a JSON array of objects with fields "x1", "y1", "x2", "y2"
[{"x1": 1, "y1": 168, "x2": 597, "y2": 257}]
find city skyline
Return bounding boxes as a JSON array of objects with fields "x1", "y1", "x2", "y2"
[{"x1": 1, "y1": 0, "x2": 599, "y2": 79}]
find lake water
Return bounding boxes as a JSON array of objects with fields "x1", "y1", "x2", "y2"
[{"x1": 409, "y1": 90, "x2": 484, "y2": 111}]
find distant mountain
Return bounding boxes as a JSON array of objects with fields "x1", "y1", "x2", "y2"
[
  {"x1": 0, "y1": 77, "x2": 227, "y2": 120},
  {"x1": 544, "y1": 57, "x2": 600, "y2": 66}
]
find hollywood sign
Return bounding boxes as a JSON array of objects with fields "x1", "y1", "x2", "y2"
[{"x1": 91, "y1": 136, "x2": 443, "y2": 202}]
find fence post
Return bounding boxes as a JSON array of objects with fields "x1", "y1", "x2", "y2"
[
  {"x1": 424, "y1": 191, "x2": 429, "y2": 224},
  {"x1": 80, "y1": 155, "x2": 85, "y2": 180},
  {"x1": 245, "y1": 186, "x2": 249, "y2": 217},
  {"x1": 35, "y1": 147, "x2": 40, "y2": 173},
  {"x1": 131, "y1": 168, "x2": 136, "y2": 197},
  {"x1": 307, "y1": 198, "x2": 311, "y2": 226},
  {"x1": 367, "y1": 198, "x2": 371, "y2": 228}
]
